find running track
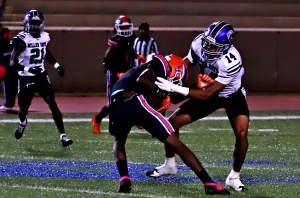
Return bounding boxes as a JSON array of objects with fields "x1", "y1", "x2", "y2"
[{"x1": 1, "y1": 94, "x2": 300, "y2": 113}]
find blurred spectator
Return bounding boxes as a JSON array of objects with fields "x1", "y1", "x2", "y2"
[
  {"x1": 0, "y1": 23, "x2": 17, "y2": 111},
  {"x1": 134, "y1": 22, "x2": 159, "y2": 66},
  {"x1": 0, "y1": 0, "x2": 6, "y2": 21}
]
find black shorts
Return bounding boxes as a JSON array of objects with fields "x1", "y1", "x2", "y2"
[
  {"x1": 18, "y1": 72, "x2": 55, "y2": 108},
  {"x1": 109, "y1": 94, "x2": 174, "y2": 142},
  {"x1": 179, "y1": 87, "x2": 249, "y2": 122}
]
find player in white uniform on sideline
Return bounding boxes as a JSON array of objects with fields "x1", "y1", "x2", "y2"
[
  {"x1": 10, "y1": 9, "x2": 73, "y2": 147},
  {"x1": 147, "y1": 21, "x2": 249, "y2": 192}
]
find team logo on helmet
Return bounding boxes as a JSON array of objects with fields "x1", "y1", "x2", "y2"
[{"x1": 227, "y1": 30, "x2": 234, "y2": 43}]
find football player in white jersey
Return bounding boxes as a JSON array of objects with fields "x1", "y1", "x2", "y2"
[
  {"x1": 147, "y1": 21, "x2": 249, "y2": 192},
  {"x1": 10, "y1": 10, "x2": 73, "y2": 147}
]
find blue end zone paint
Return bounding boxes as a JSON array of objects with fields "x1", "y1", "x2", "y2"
[{"x1": 0, "y1": 160, "x2": 299, "y2": 183}]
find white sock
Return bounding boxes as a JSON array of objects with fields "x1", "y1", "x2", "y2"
[
  {"x1": 229, "y1": 169, "x2": 240, "y2": 178},
  {"x1": 20, "y1": 119, "x2": 27, "y2": 125},
  {"x1": 164, "y1": 157, "x2": 176, "y2": 167}
]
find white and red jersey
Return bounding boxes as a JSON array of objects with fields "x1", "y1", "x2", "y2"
[{"x1": 187, "y1": 33, "x2": 244, "y2": 97}]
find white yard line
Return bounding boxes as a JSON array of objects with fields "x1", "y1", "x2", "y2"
[
  {"x1": 209, "y1": 128, "x2": 278, "y2": 132},
  {"x1": 1, "y1": 115, "x2": 300, "y2": 123},
  {"x1": 0, "y1": 183, "x2": 173, "y2": 198}
]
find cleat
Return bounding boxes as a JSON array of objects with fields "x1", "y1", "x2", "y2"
[
  {"x1": 118, "y1": 176, "x2": 132, "y2": 193},
  {"x1": 92, "y1": 116, "x2": 101, "y2": 134},
  {"x1": 0, "y1": 105, "x2": 12, "y2": 111},
  {"x1": 146, "y1": 164, "x2": 177, "y2": 178},
  {"x1": 205, "y1": 182, "x2": 230, "y2": 195},
  {"x1": 225, "y1": 176, "x2": 246, "y2": 192},
  {"x1": 60, "y1": 134, "x2": 73, "y2": 147},
  {"x1": 15, "y1": 119, "x2": 27, "y2": 139}
]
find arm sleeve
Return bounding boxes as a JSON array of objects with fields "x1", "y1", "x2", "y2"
[
  {"x1": 107, "y1": 38, "x2": 118, "y2": 47},
  {"x1": 11, "y1": 37, "x2": 26, "y2": 52}
]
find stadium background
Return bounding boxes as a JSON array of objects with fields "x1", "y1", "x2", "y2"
[{"x1": 3, "y1": 0, "x2": 300, "y2": 94}]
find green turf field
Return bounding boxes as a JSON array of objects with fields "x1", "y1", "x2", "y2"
[{"x1": 0, "y1": 111, "x2": 300, "y2": 198}]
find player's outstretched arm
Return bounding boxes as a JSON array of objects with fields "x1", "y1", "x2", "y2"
[{"x1": 155, "y1": 77, "x2": 225, "y2": 100}]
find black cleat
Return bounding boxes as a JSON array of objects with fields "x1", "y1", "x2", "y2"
[
  {"x1": 60, "y1": 134, "x2": 73, "y2": 147},
  {"x1": 15, "y1": 119, "x2": 27, "y2": 139},
  {"x1": 118, "y1": 176, "x2": 132, "y2": 193},
  {"x1": 204, "y1": 182, "x2": 230, "y2": 195}
]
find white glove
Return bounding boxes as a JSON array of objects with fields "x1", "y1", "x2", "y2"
[{"x1": 155, "y1": 77, "x2": 189, "y2": 96}]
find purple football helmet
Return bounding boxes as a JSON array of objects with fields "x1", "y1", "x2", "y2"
[
  {"x1": 23, "y1": 10, "x2": 45, "y2": 35},
  {"x1": 201, "y1": 21, "x2": 235, "y2": 61}
]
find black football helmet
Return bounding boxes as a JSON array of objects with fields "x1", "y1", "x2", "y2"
[{"x1": 23, "y1": 10, "x2": 45, "y2": 36}]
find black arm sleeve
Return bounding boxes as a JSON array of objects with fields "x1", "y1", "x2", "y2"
[
  {"x1": 11, "y1": 37, "x2": 26, "y2": 52},
  {"x1": 10, "y1": 38, "x2": 26, "y2": 70}
]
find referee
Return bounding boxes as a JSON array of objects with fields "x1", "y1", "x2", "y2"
[{"x1": 133, "y1": 22, "x2": 159, "y2": 66}]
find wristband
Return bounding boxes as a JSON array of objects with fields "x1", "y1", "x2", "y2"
[
  {"x1": 54, "y1": 62, "x2": 60, "y2": 69},
  {"x1": 175, "y1": 86, "x2": 189, "y2": 96},
  {"x1": 24, "y1": 67, "x2": 29, "y2": 72}
]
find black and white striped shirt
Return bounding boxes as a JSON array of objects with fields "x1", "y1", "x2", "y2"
[{"x1": 133, "y1": 36, "x2": 159, "y2": 66}]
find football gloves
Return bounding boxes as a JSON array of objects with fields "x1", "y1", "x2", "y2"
[
  {"x1": 137, "y1": 55, "x2": 147, "y2": 64},
  {"x1": 117, "y1": 72, "x2": 124, "y2": 78},
  {"x1": 197, "y1": 74, "x2": 213, "y2": 89},
  {"x1": 25, "y1": 66, "x2": 42, "y2": 75},
  {"x1": 56, "y1": 66, "x2": 65, "y2": 77},
  {"x1": 157, "y1": 95, "x2": 171, "y2": 113},
  {"x1": 155, "y1": 77, "x2": 189, "y2": 96}
]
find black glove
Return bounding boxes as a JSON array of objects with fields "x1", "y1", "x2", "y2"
[
  {"x1": 28, "y1": 67, "x2": 42, "y2": 75},
  {"x1": 56, "y1": 66, "x2": 65, "y2": 77}
]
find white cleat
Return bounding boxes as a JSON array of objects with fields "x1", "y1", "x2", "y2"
[
  {"x1": 146, "y1": 164, "x2": 178, "y2": 178},
  {"x1": 225, "y1": 176, "x2": 246, "y2": 192},
  {"x1": 0, "y1": 105, "x2": 12, "y2": 111}
]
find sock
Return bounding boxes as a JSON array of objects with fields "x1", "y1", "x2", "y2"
[
  {"x1": 197, "y1": 169, "x2": 213, "y2": 184},
  {"x1": 116, "y1": 160, "x2": 129, "y2": 177},
  {"x1": 60, "y1": 133, "x2": 66, "y2": 139},
  {"x1": 96, "y1": 106, "x2": 110, "y2": 122},
  {"x1": 164, "y1": 157, "x2": 176, "y2": 167},
  {"x1": 20, "y1": 119, "x2": 27, "y2": 125},
  {"x1": 229, "y1": 169, "x2": 240, "y2": 178}
]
